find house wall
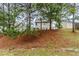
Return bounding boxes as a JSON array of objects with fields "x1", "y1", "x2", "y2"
[{"x1": 35, "y1": 21, "x2": 72, "y2": 30}]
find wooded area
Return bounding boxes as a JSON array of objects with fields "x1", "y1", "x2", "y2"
[
  {"x1": 0, "y1": 3, "x2": 79, "y2": 56},
  {"x1": 0, "y1": 3, "x2": 77, "y2": 38}
]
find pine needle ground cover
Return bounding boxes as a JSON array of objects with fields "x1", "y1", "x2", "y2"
[{"x1": 0, "y1": 29, "x2": 79, "y2": 56}]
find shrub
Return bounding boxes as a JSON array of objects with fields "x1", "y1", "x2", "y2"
[{"x1": 3, "y1": 28, "x2": 21, "y2": 39}]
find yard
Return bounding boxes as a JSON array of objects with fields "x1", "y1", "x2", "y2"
[
  {"x1": 0, "y1": 3, "x2": 79, "y2": 56},
  {"x1": 0, "y1": 29, "x2": 79, "y2": 56}
]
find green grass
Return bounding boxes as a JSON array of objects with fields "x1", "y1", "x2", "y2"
[
  {"x1": 59, "y1": 29, "x2": 79, "y2": 40},
  {"x1": 0, "y1": 48, "x2": 79, "y2": 56}
]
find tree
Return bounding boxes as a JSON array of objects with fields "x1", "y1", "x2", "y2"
[
  {"x1": 36, "y1": 3, "x2": 64, "y2": 30},
  {"x1": 0, "y1": 3, "x2": 27, "y2": 38},
  {"x1": 69, "y1": 3, "x2": 76, "y2": 32}
]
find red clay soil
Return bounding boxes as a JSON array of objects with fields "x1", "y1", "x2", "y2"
[{"x1": 0, "y1": 30, "x2": 77, "y2": 49}]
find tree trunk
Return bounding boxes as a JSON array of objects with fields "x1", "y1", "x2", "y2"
[
  {"x1": 2, "y1": 3, "x2": 5, "y2": 32},
  {"x1": 8, "y1": 3, "x2": 11, "y2": 29},
  {"x1": 40, "y1": 18, "x2": 42, "y2": 30},
  {"x1": 72, "y1": 13, "x2": 75, "y2": 32},
  {"x1": 49, "y1": 19, "x2": 52, "y2": 30},
  {"x1": 28, "y1": 13, "x2": 31, "y2": 30},
  {"x1": 27, "y1": 3, "x2": 31, "y2": 31},
  {"x1": 12, "y1": 3, "x2": 16, "y2": 28}
]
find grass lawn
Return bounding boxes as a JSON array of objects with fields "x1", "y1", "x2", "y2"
[
  {"x1": 0, "y1": 48, "x2": 79, "y2": 56},
  {"x1": 0, "y1": 29, "x2": 79, "y2": 56}
]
